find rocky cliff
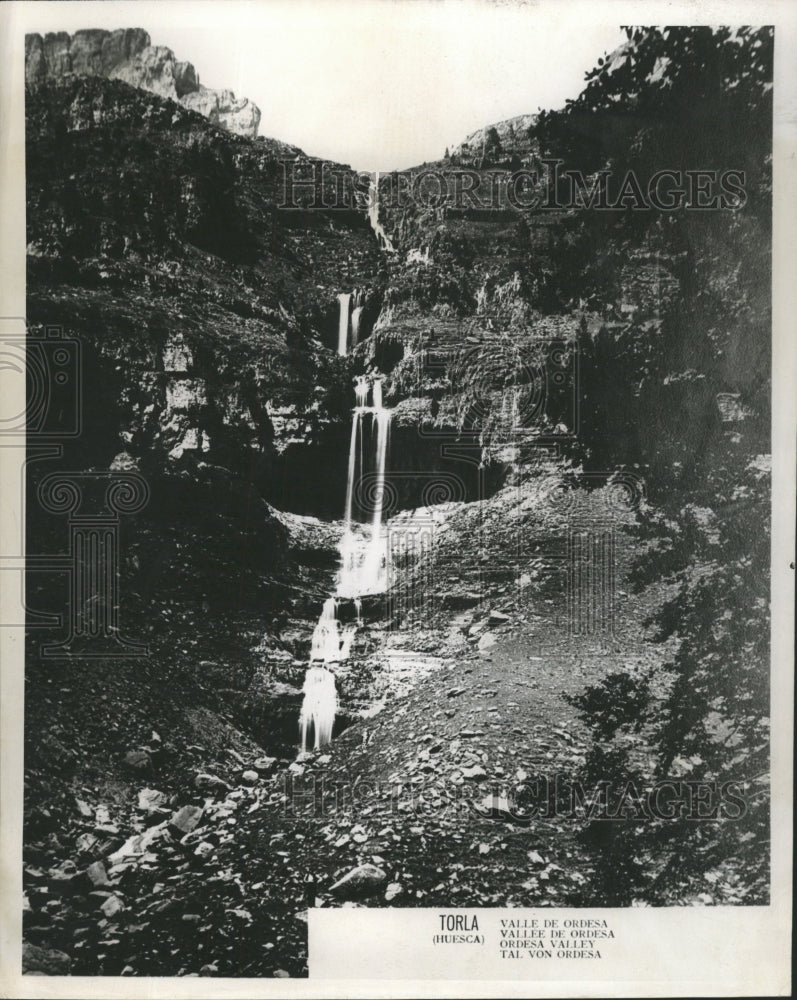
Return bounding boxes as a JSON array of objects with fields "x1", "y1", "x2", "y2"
[
  {"x1": 451, "y1": 112, "x2": 538, "y2": 165},
  {"x1": 25, "y1": 28, "x2": 261, "y2": 138},
  {"x1": 26, "y1": 74, "x2": 381, "y2": 481}
]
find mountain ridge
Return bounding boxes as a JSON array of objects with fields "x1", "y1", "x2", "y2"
[{"x1": 25, "y1": 27, "x2": 262, "y2": 139}]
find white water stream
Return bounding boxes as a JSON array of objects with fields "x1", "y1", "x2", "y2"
[
  {"x1": 337, "y1": 292, "x2": 351, "y2": 356},
  {"x1": 368, "y1": 172, "x2": 395, "y2": 253},
  {"x1": 299, "y1": 375, "x2": 392, "y2": 750}
]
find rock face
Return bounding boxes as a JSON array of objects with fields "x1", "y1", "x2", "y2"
[
  {"x1": 24, "y1": 28, "x2": 261, "y2": 138},
  {"x1": 182, "y1": 87, "x2": 261, "y2": 138},
  {"x1": 25, "y1": 71, "x2": 381, "y2": 509},
  {"x1": 452, "y1": 113, "x2": 538, "y2": 163}
]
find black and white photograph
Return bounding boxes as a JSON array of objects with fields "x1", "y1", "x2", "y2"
[{"x1": 0, "y1": 0, "x2": 793, "y2": 994}]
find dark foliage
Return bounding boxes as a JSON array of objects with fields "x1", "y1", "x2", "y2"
[{"x1": 545, "y1": 26, "x2": 772, "y2": 904}]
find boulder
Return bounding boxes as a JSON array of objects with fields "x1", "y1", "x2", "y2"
[
  {"x1": 469, "y1": 792, "x2": 532, "y2": 826},
  {"x1": 85, "y1": 861, "x2": 109, "y2": 887},
  {"x1": 137, "y1": 788, "x2": 167, "y2": 812},
  {"x1": 241, "y1": 770, "x2": 259, "y2": 786},
  {"x1": 488, "y1": 609, "x2": 511, "y2": 625},
  {"x1": 253, "y1": 755, "x2": 277, "y2": 774},
  {"x1": 385, "y1": 882, "x2": 403, "y2": 902},
  {"x1": 194, "y1": 773, "x2": 231, "y2": 794},
  {"x1": 329, "y1": 863, "x2": 388, "y2": 899},
  {"x1": 168, "y1": 805, "x2": 204, "y2": 837},
  {"x1": 123, "y1": 749, "x2": 151, "y2": 772},
  {"x1": 107, "y1": 823, "x2": 167, "y2": 863},
  {"x1": 48, "y1": 870, "x2": 81, "y2": 896},
  {"x1": 461, "y1": 765, "x2": 488, "y2": 781},
  {"x1": 22, "y1": 942, "x2": 72, "y2": 975},
  {"x1": 75, "y1": 797, "x2": 93, "y2": 818},
  {"x1": 477, "y1": 631, "x2": 497, "y2": 652},
  {"x1": 75, "y1": 832, "x2": 99, "y2": 855},
  {"x1": 101, "y1": 894, "x2": 124, "y2": 919}
]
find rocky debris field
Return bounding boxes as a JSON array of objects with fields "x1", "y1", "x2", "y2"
[{"x1": 23, "y1": 480, "x2": 671, "y2": 977}]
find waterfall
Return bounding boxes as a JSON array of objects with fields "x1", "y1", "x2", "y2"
[
  {"x1": 351, "y1": 305, "x2": 363, "y2": 347},
  {"x1": 310, "y1": 596, "x2": 344, "y2": 663},
  {"x1": 359, "y1": 402, "x2": 391, "y2": 596},
  {"x1": 337, "y1": 376, "x2": 392, "y2": 598},
  {"x1": 368, "y1": 172, "x2": 395, "y2": 253},
  {"x1": 370, "y1": 398, "x2": 390, "y2": 538},
  {"x1": 300, "y1": 664, "x2": 338, "y2": 752},
  {"x1": 343, "y1": 409, "x2": 361, "y2": 530},
  {"x1": 337, "y1": 292, "x2": 351, "y2": 356},
  {"x1": 299, "y1": 374, "x2": 393, "y2": 751},
  {"x1": 354, "y1": 374, "x2": 369, "y2": 408},
  {"x1": 339, "y1": 624, "x2": 357, "y2": 660}
]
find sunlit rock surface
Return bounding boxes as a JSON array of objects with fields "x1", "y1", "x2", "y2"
[{"x1": 25, "y1": 28, "x2": 261, "y2": 137}]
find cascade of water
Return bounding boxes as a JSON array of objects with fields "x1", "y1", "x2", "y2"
[
  {"x1": 354, "y1": 375, "x2": 369, "y2": 408},
  {"x1": 299, "y1": 375, "x2": 393, "y2": 751},
  {"x1": 337, "y1": 292, "x2": 351, "y2": 356},
  {"x1": 365, "y1": 400, "x2": 391, "y2": 594},
  {"x1": 337, "y1": 376, "x2": 392, "y2": 598},
  {"x1": 310, "y1": 596, "x2": 343, "y2": 663},
  {"x1": 368, "y1": 172, "x2": 395, "y2": 253},
  {"x1": 300, "y1": 664, "x2": 338, "y2": 752},
  {"x1": 351, "y1": 305, "x2": 363, "y2": 347},
  {"x1": 339, "y1": 624, "x2": 358, "y2": 660},
  {"x1": 343, "y1": 409, "x2": 361, "y2": 531}
]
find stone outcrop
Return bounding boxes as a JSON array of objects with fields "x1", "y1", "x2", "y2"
[
  {"x1": 182, "y1": 87, "x2": 261, "y2": 138},
  {"x1": 452, "y1": 113, "x2": 538, "y2": 162},
  {"x1": 24, "y1": 28, "x2": 261, "y2": 138}
]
